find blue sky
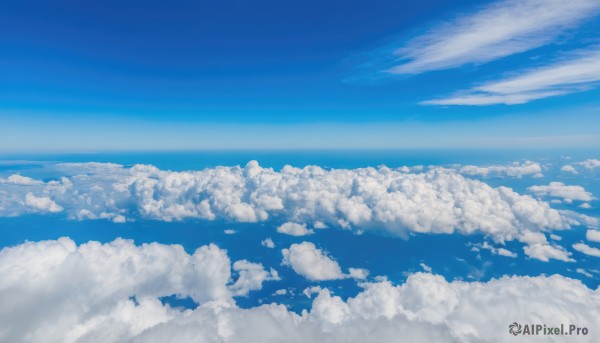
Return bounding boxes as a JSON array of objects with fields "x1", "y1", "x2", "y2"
[
  {"x1": 2, "y1": 0, "x2": 600, "y2": 151},
  {"x1": 1, "y1": 2, "x2": 600, "y2": 340}
]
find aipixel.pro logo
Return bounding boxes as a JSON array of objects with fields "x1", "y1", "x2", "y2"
[{"x1": 509, "y1": 322, "x2": 588, "y2": 337}]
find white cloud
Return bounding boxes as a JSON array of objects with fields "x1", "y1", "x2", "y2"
[
  {"x1": 0, "y1": 174, "x2": 43, "y2": 185},
  {"x1": 25, "y1": 193, "x2": 63, "y2": 213},
  {"x1": 470, "y1": 241, "x2": 517, "y2": 258},
  {"x1": 348, "y1": 268, "x2": 369, "y2": 280},
  {"x1": 458, "y1": 161, "x2": 543, "y2": 178},
  {"x1": 561, "y1": 165, "x2": 578, "y2": 174},
  {"x1": 419, "y1": 263, "x2": 432, "y2": 273},
  {"x1": 224, "y1": 229, "x2": 237, "y2": 235},
  {"x1": 550, "y1": 233, "x2": 562, "y2": 241},
  {"x1": 586, "y1": 230, "x2": 600, "y2": 243},
  {"x1": 387, "y1": 0, "x2": 600, "y2": 75},
  {"x1": 577, "y1": 159, "x2": 600, "y2": 170},
  {"x1": 528, "y1": 182, "x2": 594, "y2": 202},
  {"x1": 523, "y1": 243, "x2": 574, "y2": 262},
  {"x1": 261, "y1": 237, "x2": 275, "y2": 249},
  {"x1": 229, "y1": 260, "x2": 280, "y2": 297},
  {"x1": 424, "y1": 48, "x2": 600, "y2": 105},
  {"x1": 576, "y1": 268, "x2": 593, "y2": 278},
  {"x1": 282, "y1": 242, "x2": 346, "y2": 281},
  {"x1": 1, "y1": 239, "x2": 600, "y2": 342},
  {"x1": 133, "y1": 273, "x2": 600, "y2": 342},
  {"x1": 573, "y1": 242, "x2": 600, "y2": 257},
  {"x1": 580, "y1": 203, "x2": 592, "y2": 209},
  {"x1": 277, "y1": 222, "x2": 314, "y2": 236},
  {"x1": 0, "y1": 162, "x2": 595, "y2": 259},
  {"x1": 273, "y1": 289, "x2": 287, "y2": 296},
  {"x1": 303, "y1": 285, "x2": 323, "y2": 298}
]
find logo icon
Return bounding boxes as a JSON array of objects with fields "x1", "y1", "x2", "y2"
[{"x1": 509, "y1": 322, "x2": 522, "y2": 336}]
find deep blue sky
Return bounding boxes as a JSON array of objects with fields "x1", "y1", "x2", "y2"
[{"x1": 1, "y1": 0, "x2": 600, "y2": 150}]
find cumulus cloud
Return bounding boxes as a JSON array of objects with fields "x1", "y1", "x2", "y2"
[
  {"x1": 1, "y1": 174, "x2": 43, "y2": 185},
  {"x1": 586, "y1": 230, "x2": 600, "y2": 243},
  {"x1": 25, "y1": 193, "x2": 63, "y2": 213},
  {"x1": 229, "y1": 260, "x2": 280, "y2": 297},
  {"x1": 282, "y1": 242, "x2": 347, "y2": 281},
  {"x1": 261, "y1": 237, "x2": 275, "y2": 249},
  {"x1": 577, "y1": 159, "x2": 600, "y2": 170},
  {"x1": 458, "y1": 161, "x2": 543, "y2": 178},
  {"x1": 303, "y1": 285, "x2": 323, "y2": 298},
  {"x1": 0, "y1": 161, "x2": 595, "y2": 261},
  {"x1": 573, "y1": 242, "x2": 600, "y2": 257},
  {"x1": 561, "y1": 165, "x2": 578, "y2": 174},
  {"x1": 387, "y1": 0, "x2": 600, "y2": 75},
  {"x1": 424, "y1": 47, "x2": 600, "y2": 105},
  {"x1": 277, "y1": 222, "x2": 314, "y2": 236},
  {"x1": 528, "y1": 182, "x2": 594, "y2": 203},
  {"x1": 1, "y1": 239, "x2": 599, "y2": 342},
  {"x1": 470, "y1": 241, "x2": 517, "y2": 258}
]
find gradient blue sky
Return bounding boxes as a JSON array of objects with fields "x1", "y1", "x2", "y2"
[{"x1": 1, "y1": 0, "x2": 600, "y2": 151}]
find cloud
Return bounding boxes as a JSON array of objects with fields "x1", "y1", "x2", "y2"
[
  {"x1": 282, "y1": 242, "x2": 347, "y2": 281},
  {"x1": 424, "y1": 48, "x2": 600, "y2": 105},
  {"x1": 577, "y1": 159, "x2": 600, "y2": 170},
  {"x1": 261, "y1": 237, "x2": 275, "y2": 249},
  {"x1": 419, "y1": 263, "x2": 432, "y2": 272},
  {"x1": 229, "y1": 260, "x2": 280, "y2": 297},
  {"x1": 0, "y1": 161, "x2": 595, "y2": 261},
  {"x1": 348, "y1": 268, "x2": 369, "y2": 280},
  {"x1": 573, "y1": 242, "x2": 600, "y2": 257},
  {"x1": 303, "y1": 285, "x2": 323, "y2": 298},
  {"x1": 561, "y1": 165, "x2": 579, "y2": 174},
  {"x1": 470, "y1": 241, "x2": 517, "y2": 258},
  {"x1": 523, "y1": 243, "x2": 574, "y2": 262},
  {"x1": 458, "y1": 161, "x2": 543, "y2": 178},
  {"x1": 25, "y1": 193, "x2": 63, "y2": 213},
  {"x1": 586, "y1": 230, "x2": 600, "y2": 243},
  {"x1": 576, "y1": 268, "x2": 594, "y2": 278},
  {"x1": 277, "y1": 222, "x2": 314, "y2": 236},
  {"x1": 1, "y1": 239, "x2": 600, "y2": 342},
  {"x1": 528, "y1": 182, "x2": 595, "y2": 203},
  {"x1": 0, "y1": 174, "x2": 43, "y2": 185},
  {"x1": 387, "y1": 0, "x2": 600, "y2": 75}
]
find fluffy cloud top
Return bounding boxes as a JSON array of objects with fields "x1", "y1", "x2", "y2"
[
  {"x1": 0, "y1": 161, "x2": 592, "y2": 241},
  {"x1": 458, "y1": 161, "x2": 543, "y2": 178},
  {"x1": 528, "y1": 182, "x2": 594, "y2": 203},
  {"x1": 586, "y1": 230, "x2": 600, "y2": 243},
  {"x1": 1, "y1": 238, "x2": 599, "y2": 342},
  {"x1": 0, "y1": 162, "x2": 595, "y2": 261},
  {"x1": 277, "y1": 222, "x2": 314, "y2": 236},
  {"x1": 577, "y1": 159, "x2": 600, "y2": 170},
  {"x1": 282, "y1": 242, "x2": 347, "y2": 281},
  {"x1": 573, "y1": 243, "x2": 600, "y2": 257},
  {"x1": 0, "y1": 237, "x2": 283, "y2": 342}
]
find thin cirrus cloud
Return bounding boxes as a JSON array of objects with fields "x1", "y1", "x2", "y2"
[
  {"x1": 387, "y1": 0, "x2": 600, "y2": 75},
  {"x1": 423, "y1": 48, "x2": 600, "y2": 105}
]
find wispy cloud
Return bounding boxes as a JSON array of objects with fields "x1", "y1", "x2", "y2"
[
  {"x1": 388, "y1": 0, "x2": 600, "y2": 75},
  {"x1": 424, "y1": 48, "x2": 600, "y2": 105}
]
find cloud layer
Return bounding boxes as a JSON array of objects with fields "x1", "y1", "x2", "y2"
[
  {"x1": 1, "y1": 238, "x2": 599, "y2": 342},
  {"x1": 0, "y1": 161, "x2": 595, "y2": 261}
]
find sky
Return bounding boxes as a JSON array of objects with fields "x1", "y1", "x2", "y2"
[
  {"x1": 2, "y1": 0, "x2": 600, "y2": 151},
  {"x1": 1, "y1": 1, "x2": 600, "y2": 342}
]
